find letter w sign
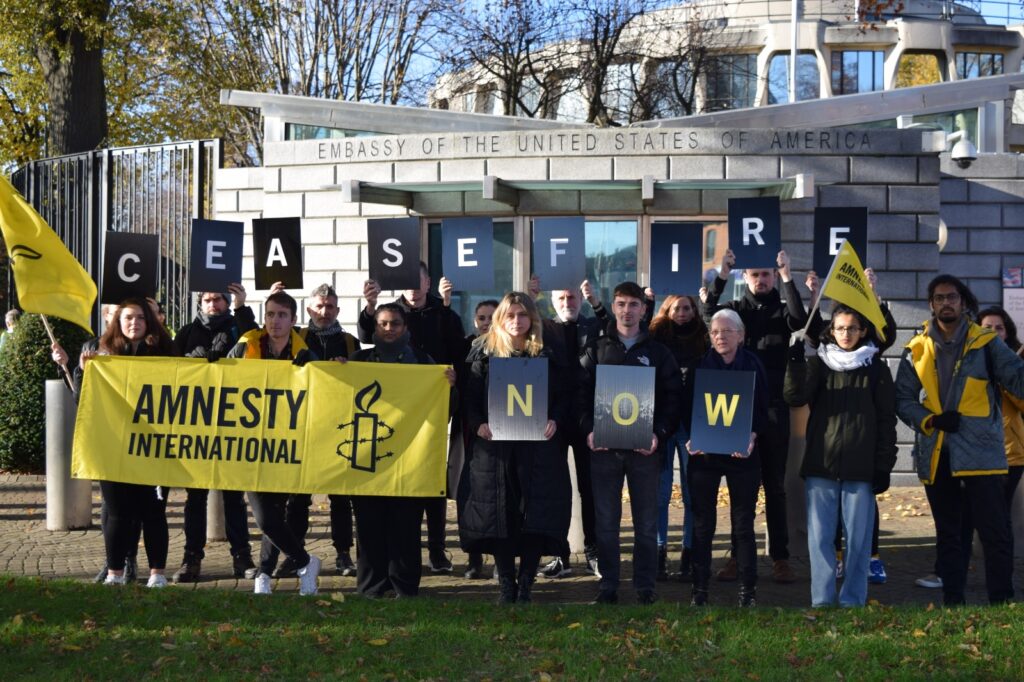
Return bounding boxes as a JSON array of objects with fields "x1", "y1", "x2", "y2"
[{"x1": 689, "y1": 368, "x2": 756, "y2": 455}]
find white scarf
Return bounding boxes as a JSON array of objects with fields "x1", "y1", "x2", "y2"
[{"x1": 816, "y1": 340, "x2": 878, "y2": 372}]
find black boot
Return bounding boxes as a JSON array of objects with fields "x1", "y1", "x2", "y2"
[
  {"x1": 657, "y1": 546, "x2": 668, "y2": 582},
  {"x1": 498, "y1": 574, "x2": 518, "y2": 604},
  {"x1": 690, "y1": 586, "x2": 709, "y2": 606},
  {"x1": 464, "y1": 553, "x2": 484, "y2": 580},
  {"x1": 173, "y1": 552, "x2": 202, "y2": 584},
  {"x1": 676, "y1": 547, "x2": 693, "y2": 583},
  {"x1": 517, "y1": 572, "x2": 534, "y2": 604},
  {"x1": 739, "y1": 585, "x2": 757, "y2": 608}
]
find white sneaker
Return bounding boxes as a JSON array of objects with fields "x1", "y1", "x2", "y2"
[
  {"x1": 254, "y1": 572, "x2": 273, "y2": 595},
  {"x1": 103, "y1": 573, "x2": 126, "y2": 585},
  {"x1": 915, "y1": 574, "x2": 943, "y2": 589},
  {"x1": 146, "y1": 573, "x2": 168, "y2": 588},
  {"x1": 298, "y1": 555, "x2": 321, "y2": 596}
]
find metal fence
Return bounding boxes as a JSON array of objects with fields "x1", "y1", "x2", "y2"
[{"x1": 9, "y1": 139, "x2": 221, "y2": 332}]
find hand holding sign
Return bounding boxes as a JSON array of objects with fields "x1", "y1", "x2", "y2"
[
  {"x1": 363, "y1": 279, "x2": 381, "y2": 312},
  {"x1": 686, "y1": 432, "x2": 755, "y2": 458},
  {"x1": 719, "y1": 249, "x2": 736, "y2": 280},
  {"x1": 439, "y1": 276, "x2": 453, "y2": 308},
  {"x1": 776, "y1": 250, "x2": 792, "y2": 283}
]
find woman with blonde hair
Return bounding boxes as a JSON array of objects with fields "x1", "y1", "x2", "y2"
[{"x1": 460, "y1": 292, "x2": 571, "y2": 603}]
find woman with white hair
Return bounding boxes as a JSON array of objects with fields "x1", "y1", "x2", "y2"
[{"x1": 686, "y1": 309, "x2": 770, "y2": 607}]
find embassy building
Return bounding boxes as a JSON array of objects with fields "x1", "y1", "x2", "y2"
[{"x1": 213, "y1": 1, "x2": 1024, "y2": 502}]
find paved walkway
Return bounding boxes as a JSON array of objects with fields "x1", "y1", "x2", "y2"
[{"x1": 0, "y1": 474, "x2": 1016, "y2": 606}]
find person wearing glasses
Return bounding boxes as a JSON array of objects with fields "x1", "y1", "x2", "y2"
[
  {"x1": 784, "y1": 305, "x2": 897, "y2": 607},
  {"x1": 895, "y1": 275, "x2": 1024, "y2": 605}
]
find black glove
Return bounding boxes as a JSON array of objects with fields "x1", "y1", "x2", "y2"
[
  {"x1": 206, "y1": 349, "x2": 223, "y2": 363},
  {"x1": 788, "y1": 338, "x2": 806, "y2": 362},
  {"x1": 931, "y1": 410, "x2": 961, "y2": 433},
  {"x1": 210, "y1": 332, "x2": 232, "y2": 353},
  {"x1": 872, "y1": 470, "x2": 891, "y2": 495},
  {"x1": 189, "y1": 345, "x2": 208, "y2": 358}
]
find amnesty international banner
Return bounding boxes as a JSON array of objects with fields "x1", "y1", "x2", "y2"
[{"x1": 71, "y1": 356, "x2": 451, "y2": 497}]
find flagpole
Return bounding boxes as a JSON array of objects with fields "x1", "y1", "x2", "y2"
[
  {"x1": 40, "y1": 314, "x2": 74, "y2": 392},
  {"x1": 800, "y1": 248, "x2": 842, "y2": 339}
]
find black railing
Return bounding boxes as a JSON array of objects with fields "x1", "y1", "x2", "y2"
[{"x1": 9, "y1": 140, "x2": 221, "y2": 332}]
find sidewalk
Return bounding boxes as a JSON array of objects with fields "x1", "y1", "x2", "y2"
[{"x1": 0, "y1": 474, "x2": 1014, "y2": 606}]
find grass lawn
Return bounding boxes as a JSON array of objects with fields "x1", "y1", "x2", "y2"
[{"x1": 1, "y1": 575, "x2": 1022, "y2": 680}]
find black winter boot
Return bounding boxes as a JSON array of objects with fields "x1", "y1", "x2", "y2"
[
  {"x1": 517, "y1": 573, "x2": 535, "y2": 604},
  {"x1": 497, "y1": 574, "x2": 518, "y2": 604},
  {"x1": 738, "y1": 585, "x2": 757, "y2": 608},
  {"x1": 690, "y1": 586, "x2": 709, "y2": 606},
  {"x1": 657, "y1": 546, "x2": 668, "y2": 581},
  {"x1": 676, "y1": 547, "x2": 693, "y2": 583}
]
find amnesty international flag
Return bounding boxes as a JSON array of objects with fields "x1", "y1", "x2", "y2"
[
  {"x1": 71, "y1": 357, "x2": 451, "y2": 497},
  {"x1": 0, "y1": 175, "x2": 97, "y2": 334},
  {"x1": 821, "y1": 240, "x2": 887, "y2": 343}
]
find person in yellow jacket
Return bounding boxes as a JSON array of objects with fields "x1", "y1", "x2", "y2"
[
  {"x1": 895, "y1": 276, "x2": 1024, "y2": 605},
  {"x1": 226, "y1": 291, "x2": 320, "y2": 596}
]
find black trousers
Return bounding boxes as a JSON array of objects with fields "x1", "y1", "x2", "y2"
[
  {"x1": 182, "y1": 488, "x2": 251, "y2": 560},
  {"x1": 758, "y1": 405, "x2": 790, "y2": 561},
  {"x1": 924, "y1": 448, "x2": 1013, "y2": 605},
  {"x1": 352, "y1": 496, "x2": 422, "y2": 597},
  {"x1": 329, "y1": 494, "x2": 354, "y2": 552},
  {"x1": 100, "y1": 481, "x2": 168, "y2": 571},
  {"x1": 248, "y1": 492, "x2": 311, "y2": 576},
  {"x1": 494, "y1": 534, "x2": 545, "y2": 583},
  {"x1": 423, "y1": 497, "x2": 447, "y2": 553},
  {"x1": 557, "y1": 429, "x2": 596, "y2": 561},
  {"x1": 690, "y1": 460, "x2": 761, "y2": 590}
]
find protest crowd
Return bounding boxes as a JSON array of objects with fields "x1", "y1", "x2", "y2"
[{"x1": 42, "y1": 244, "x2": 1024, "y2": 610}]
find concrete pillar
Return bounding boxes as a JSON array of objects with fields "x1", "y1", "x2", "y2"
[
  {"x1": 206, "y1": 490, "x2": 226, "y2": 541},
  {"x1": 779, "y1": 405, "x2": 809, "y2": 558},
  {"x1": 567, "y1": 447, "x2": 585, "y2": 554},
  {"x1": 45, "y1": 380, "x2": 92, "y2": 530}
]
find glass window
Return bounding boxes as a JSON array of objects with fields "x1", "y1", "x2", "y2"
[
  {"x1": 516, "y1": 81, "x2": 541, "y2": 117},
  {"x1": 461, "y1": 90, "x2": 477, "y2": 113},
  {"x1": 830, "y1": 50, "x2": 884, "y2": 95},
  {"x1": 705, "y1": 54, "x2": 758, "y2": 112},
  {"x1": 649, "y1": 60, "x2": 694, "y2": 118},
  {"x1": 604, "y1": 62, "x2": 640, "y2": 123},
  {"x1": 285, "y1": 124, "x2": 377, "y2": 140},
  {"x1": 428, "y1": 221, "x2": 515, "y2": 336},
  {"x1": 895, "y1": 52, "x2": 945, "y2": 88},
  {"x1": 704, "y1": 226, "x2": 718, "y2": 262},
  {"x1": 955, "y1": 52, "x2": 1004, "y2": 79},
  {"x1": 767, "y1": 52, "x2": 820, "y2": 104},
  {"x1": 554, "y1": 76, "x2": 588, "y2": 122},
  {"x1": 530, "y1": 219, "x2": 638, "y2": 319}
]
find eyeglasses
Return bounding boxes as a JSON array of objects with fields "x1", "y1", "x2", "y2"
[
  {"x1": 833, "y1": 326, "x2": 862, "y2": 335},
  {"x1": 710, "y1": 329, "x2": 739, "y2": 337},
  {"x1": 931, "y1": 292, "x2": 961, "y2": 304}
]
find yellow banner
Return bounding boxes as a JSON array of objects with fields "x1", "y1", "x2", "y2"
[
  {"x1": 0, "y1": 174, "x2": 97, "y2": 334},
  {"x1": 71, "y1": 356, "x2": 450, "y2": 497},
  {"x1": 821, "y1": 240, "x2": 888, "y2": 342}
]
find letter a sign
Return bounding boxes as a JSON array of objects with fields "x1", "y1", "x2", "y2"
[
  {"x1": 367, "y1": 217, "x2": 421, "y2": 290},
  {"x1": 487, "y1": 357, "x2": 549, "y2": 440},
  {"x1": 442, "y1": 217, "x2": 494, "y2": 291},
  {"x1": 252, "y1": 217, "x2": 303, "y2": 290},
  {"x1": 689, "y1": 369, "x2": 755, "y2": 455},
  {"x1": 728, "y1": 197, "x2": 781, "y2": 269},
  {"x1": 593, "y1": 365, "x2": 655, "y2": 450},
  {"x1": 189, "y1": 219, "x2": 243, "y2": 292}
]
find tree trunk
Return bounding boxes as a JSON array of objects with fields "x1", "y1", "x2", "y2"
[{"x1": 34, "y1": 2, "x2": 110, "y2": 155}]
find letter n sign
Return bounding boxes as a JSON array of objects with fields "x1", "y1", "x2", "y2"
[
  {"x1": 728, "y1": 197, "x2": 781, "y2": 269},
  {"x1": 689, "y1": 368, "x2": 755, "y2": 456},
  {"x1": 532, "y1": 217, "x2": 585, "y2": 291},
  {"x1": 488, "y1": 357, "x2": 548, "y2": 441},
  {"x1": 593, "y1": 365, "x2": 655, "y2": 450},
  {"x1": 101, "y1": 232, "x2": 159, "y2": 303},
  {"x1": 252, "y1": 217, "x2": 303, "y2": 290},
  {"x1": 813, "y1": 207, "x2": 867, "y2": 276},
  {"x1": 189, "y1": 219, "x2": 243, "y2": 292},
  {"x1": 442, "y1": 217, "x2": 494, "y2": 291},
  {"x1": 367, "y1": 217, "x2": 421, "y2": 290}
]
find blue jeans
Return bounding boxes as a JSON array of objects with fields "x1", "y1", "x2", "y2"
[
  {"x1": 657, "y1": 429, "x2": 692, "y2": 550},
  {"x1": 590, "y1": 449, "x2": 660, "y2": 593},
  {"x1": 806, "y1": 477, "x2": 874, "y2": 607}
]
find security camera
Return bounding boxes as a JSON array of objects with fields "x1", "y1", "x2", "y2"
[{"x1": 950, "y1": 137, "x2": 977, "y2": 169}]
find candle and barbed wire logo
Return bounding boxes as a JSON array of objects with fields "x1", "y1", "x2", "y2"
[{"x1": 336, "y1": 380, "x2": 396, "y2": 472}]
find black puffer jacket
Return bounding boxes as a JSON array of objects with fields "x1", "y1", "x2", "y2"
[
  {"x1": 578, "y1": 323, "x2": 683, "y2": 445},
  {"x1": 357, "y1": 295, "x2": 465, "y2": 365},
  {"x1": 173, "y1": 307, "x2": 258, "y2": 359},
  {"x1": 459, "y1": 345, "x2": 570, "y2": 551},
  {"x1": 784, "y1": 350, "x2": 898, "y2": 483},
  {"x1": 702, "y1": 278, "x2": 808, "y2": 398}
]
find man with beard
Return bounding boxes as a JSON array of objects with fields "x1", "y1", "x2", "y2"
[{"x1": 170, "y1": 284, "x2": 259, "y2": 582}]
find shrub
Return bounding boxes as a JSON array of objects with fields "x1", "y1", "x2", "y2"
[{"x1": 0, "y1": 314, "x2": 91, "y2": 472}]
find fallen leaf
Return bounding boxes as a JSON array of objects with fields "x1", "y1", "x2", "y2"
[
  {"x1": 912, "y1": 630, "x2": 927, "y2": 638},
  {"x1": 217, "y1": 623, "x2": 233, "y2": 633},
  {"x1": 11, "y1": 614, "x2": 22, "y2": 626},
  {"x1": 331, "y1": 592, "x2": 345, "y2": 602},
  {"x1": 567, "y1": 622, "x2": 582, "y2": 630},
  {"x1": 315, "y1": 600, "x2": 332, "y2": 607},
  {"x1": 367, "y1": 639, "x2": 388, "y2": 646},
  {"x1": 160, "y1": 643, "x2": 176, "y2": 650}
]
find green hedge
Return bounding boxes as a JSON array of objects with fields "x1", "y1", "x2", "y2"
[{"x1": 0, "y1": 314, "x2": 91, "y2": 472}]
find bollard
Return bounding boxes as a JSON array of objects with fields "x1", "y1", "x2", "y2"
[
  {"x1": 567, "y1": 447, "x2": 585, "y2": 554},
  {"x1": 206, "y1": 490, "x2": 227, "y2": 542},
  {"x1": 45, "y1": 380, "x2": 93, "y2": 530}
]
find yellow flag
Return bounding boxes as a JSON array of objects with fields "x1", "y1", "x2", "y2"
[
  {"x1": 71, "y1": 356, "x2": 451, "y2": 497},
  {"x1": 821, "y1": 240, "x2": 887, "y2": 342},
  {"x1": 0, "y1": 175, "x2": 97, "y2": 333}
]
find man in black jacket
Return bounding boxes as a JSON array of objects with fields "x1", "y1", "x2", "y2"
[
  {"x1": 701, "y1": 248, "x2": 808, "y2": 584},
  {"x1": 170, "y1": 284, "x2": 259, "y2": 583},
  {"x1": 580, "y1": 281, "x2": 682, "y2": 605},
  {"x1": 360, "y1": 261, "x2": 465, "y2": 573}
]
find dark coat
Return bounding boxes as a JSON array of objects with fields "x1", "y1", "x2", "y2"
[
  {"x1": 173, "y1": 306, "x2": 258, "y2": 359},
  {"x1": 702, "y1": 278, "x2": 808, "y2": 400},
  {"x1": 459, "y1": 344, "x2": 571, "y2": 553},
  {"x1": 784, "y1": 350, "x2": 898, "y2": 483},
  {"x1": 357, "y1": 294, "x2": 465, "y2": 365},
  {"x1": 578, "y1": 323, "x2": 683, "y2": 445},
  {"x1": 299, "y1": 325, "x2": 360, "y2": 361}
]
